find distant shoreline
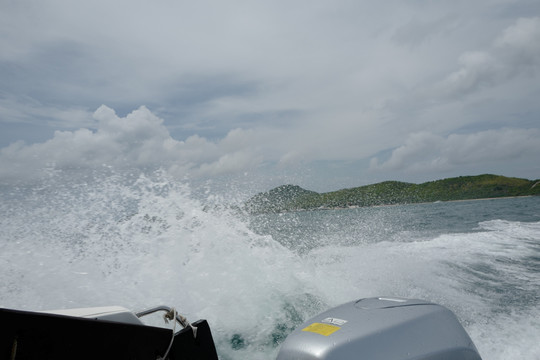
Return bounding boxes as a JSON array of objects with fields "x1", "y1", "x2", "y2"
[
  {"x1": 245, "y1": 175, "x2": 540, "y2": 214},
  {"x1": 299, "y1": 195, "x2": 535, "y2": 212}
]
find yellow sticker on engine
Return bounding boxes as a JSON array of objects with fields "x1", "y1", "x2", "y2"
[{"x1": 301, "y1": 322, "x2": 341, "y2": 336}]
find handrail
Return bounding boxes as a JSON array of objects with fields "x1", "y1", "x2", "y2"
[{"x1": 135, "y1": 305, "x2": 191, "y2": 330}]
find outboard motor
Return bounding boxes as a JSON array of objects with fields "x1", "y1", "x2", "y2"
[{"x1": 277, "y1": 297, "x2": 482, "y2": 360}]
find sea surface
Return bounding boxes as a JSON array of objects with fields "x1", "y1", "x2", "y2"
[{"x1": 1, "y1": 171, "x2": 539, "y2": 359}]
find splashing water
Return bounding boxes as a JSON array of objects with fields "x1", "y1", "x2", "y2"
[
  {"x1": 0, "y1": 170, "x2": 328, "y2": 359},
  {"x1": 1, "y1": 170, "x2": 539, "y2": 359}
]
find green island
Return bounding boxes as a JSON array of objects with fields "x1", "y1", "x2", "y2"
[{"x1": 245, "y1": 174, "x2": 540, "y2": 214}]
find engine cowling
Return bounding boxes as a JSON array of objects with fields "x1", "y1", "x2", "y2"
[{"x1": 277, "y1": 297, "x2": 482, "y2": 360}]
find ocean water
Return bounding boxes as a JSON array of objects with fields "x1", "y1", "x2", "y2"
[{"x1": 1, "y1": 171, "x2": 539, "y2": 360}]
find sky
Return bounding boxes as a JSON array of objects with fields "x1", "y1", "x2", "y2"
[{"x1": 1, "y1": 0, "x2": 539, "y2": 193}]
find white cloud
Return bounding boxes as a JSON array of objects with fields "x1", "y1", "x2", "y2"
[
  {"x1": 370, "y1": 128, "x2": 540, "y2": 174},
  {"x1": 369, "y1": 132, "x2": 444, "y2": 171},
  {"x1": 439, "y1": 17, "x2": 540, "y2": 97},
  {"x1": 442, "y1": 51, "x2": 500, "y2": 95},
  {"x1": 495, "y1": 17, "x2": 540, "y2": 54},
  {"x1": 495, "y1": 16, "x2": 540, "y2": 78},
  {"x1": 0, "y1": 106, "x2": 269, "y2": 182},
  {"x1": 197, "y1": 151, "x2": 264, "y2": 177}
]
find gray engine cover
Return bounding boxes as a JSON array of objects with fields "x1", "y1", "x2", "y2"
[{"x1": 277, "y1": 297, "x2": 482, "y2": 360}]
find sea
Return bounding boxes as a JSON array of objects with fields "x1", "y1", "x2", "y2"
[{"x1": 1, "y1": 170, "x2": 539, "y2": 360}]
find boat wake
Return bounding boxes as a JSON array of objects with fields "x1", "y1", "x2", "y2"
[{"x1": 1, "y1": 170, "x2": 539, "y2": 359}]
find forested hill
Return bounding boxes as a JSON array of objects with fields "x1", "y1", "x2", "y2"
[{"x1": 244, "y1": 174, "x2": 540, "y2": 213}]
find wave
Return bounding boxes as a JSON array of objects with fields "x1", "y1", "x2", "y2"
[{"x1": 1, "y1": 170, "x2": 538, "y2": 359}]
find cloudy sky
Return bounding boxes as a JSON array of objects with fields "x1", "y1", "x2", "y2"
[{"x1": 1, "y1": 0, "x2": 539, "y2": 192}]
